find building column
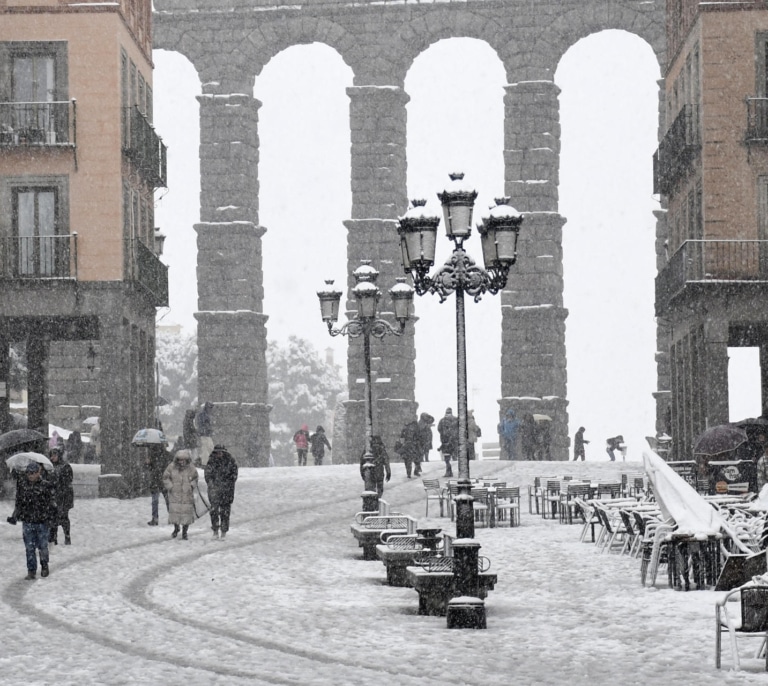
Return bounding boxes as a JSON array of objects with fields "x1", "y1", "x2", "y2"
[
  {"x1": 760, "y1": 342, "x2": 768, "y2": 418},
  {"x1": 27, "y1": 336, "x2": 49, "y2": 435},
  {"x1": 344, "y1": 85, "x2": 416, "y2": 462},
  {"x1": 499, "y1": 79, "x2": 569, "y2": 460},
  {"x1": 703, "y1": 319, "x2": 729, "y2": 429},
  {"x1": 0, "y1": 335, "x2": 10, "y2": 434},
  {"x1": 195, "y1": 85, "x2": 270, "y2": 466}
]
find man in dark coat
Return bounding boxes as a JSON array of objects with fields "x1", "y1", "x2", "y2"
[
  {"x1": 418, "y1": 413, "x2": 434, "y2": 463},
  {"x1": 48, "y1": 446, "x2": 74, "y2": 544},
  {"x1": 573, "y1": 427, "x2": 589, "y2": 461},
  {"x1": 397, "y1": 419, "x2": 422, "y2": 478},
  {"x1": 7, "y1": 462, "x2": 56, "y2": 579},
  {"x1": 437, "y1": 408, "x2": 459, "y2": 477},
  {"x1": 360, "y1": 436, "x2": 391, "y2": 497},
  {"x1": 204, "y1": 444, "x2": 239, "y2": 539},
  {"x1": 146, "y1": 443, "x2": 170, "y2": 526}
]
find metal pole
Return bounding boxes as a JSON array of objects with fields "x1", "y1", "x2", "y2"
[{"x1": 360, "y1": 323, "x2": 378, "y2": 512}]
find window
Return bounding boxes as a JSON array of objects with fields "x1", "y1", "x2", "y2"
[{"x1": 13, "y1": 187, "x2": 60, "y2": 276}]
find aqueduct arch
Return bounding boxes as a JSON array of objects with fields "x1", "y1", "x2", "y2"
[{"x1": 152, "y1": 1, "x2": 666, "y2": 463}]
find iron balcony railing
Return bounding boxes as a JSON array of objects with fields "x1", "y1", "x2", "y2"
[
  {"x1": 0, "y1": 234, "x2": 78, "y2": 280},
  {"x1": 653, "y1": 105, "x2": 700, "y2": 195},
  {"x1": 0, "y1": 100, "x2": 76, "y2": 147},
  {"x1": 746, "y1": 97, "x2": 768, "y2": 143},
  {"x1": 126, "y1": 238, "x2": 168, "y2": 307},
  {"x1": 122, "y1": 106, "x2": 167, "y2": 188},
  {"x1": 656, "y1": 239, "x2": 768, "y2": 309}
]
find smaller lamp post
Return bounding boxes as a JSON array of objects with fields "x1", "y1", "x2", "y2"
[
  {"x1": 397, "y1": 173, "x2": 523, "y2": 629},
  {"x1": 317, "y1": 262, "x2": 414, "y2": 513}
]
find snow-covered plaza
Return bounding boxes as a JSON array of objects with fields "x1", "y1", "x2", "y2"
[{"x1": 1, "y1": 459, "x2": 766, "y2": 685}]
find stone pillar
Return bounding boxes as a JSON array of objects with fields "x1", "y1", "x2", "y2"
[
  {"x1": 195, "y1": 86, "x2": 270, "y2": 466},
  {"x1": 26, "y1": 336, "x2": 49, "y2": 435},
  {"x1": 344, "y1": 85, "x2": 416, "y2": 460},
  {"x1": 760, "y1": 342, "x2": 768, "y2": 417},
  {"x1": 703, "y1": 319, "x2": 729, "y2": 429},
  {"x1": 99, "y1": 315, "x2": 130, "y2": 484},
  {"x1": 499, "y1": 80, "x2": 569, "y2": 460},
  {"x1": 0, "y1": 335, "x2": 10, "y2": 434}
]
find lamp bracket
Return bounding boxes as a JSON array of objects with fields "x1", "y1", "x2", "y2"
[
  {"x1": 327, "y1": 317, "x2": 406, "y2": 339},
  {"x1": 409, "y1": 248, "x2": 512, "y2": 303}
]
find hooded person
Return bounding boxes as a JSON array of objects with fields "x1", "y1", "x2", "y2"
[
  {"x1": 360, "y1": 436, "x2": 391, "y2": 496},
  {"x1": 437, "y1": 408, "x2": 459, "y2": 477},
  {"x1": 204, "y1": 444, "x2": 238, "y2": 539},
  {"x1": 309, "y1": 426, "x2": 332, "y2": 466},
  {"x1": 498, "y1": 408, "x2": 519, "y2": 461},
  {"x1": 48, "y1": 446, "x2": 74, "y2": 545},
  {"x1": 162, "y1": 449, "x2": 198, "y2": 540},
  {"x1": 418, "y1": 413, "x2": 434, "y2": 463}
]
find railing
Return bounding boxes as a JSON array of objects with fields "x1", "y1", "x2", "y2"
[
  {"x1": 653, "y1": 105, "x2": 700, "y2": 195},
  {"x1": 0, "y1": 234, "x2": 78, "y2": 279},
  {"x1": 0, "y1": 100, "x2": 76, "y2": 147},
  {"x1": 656, "y1": 240, "x2": 768, "y2": 308},
  {"x1": 126, "y1": 238, "x2": 168, "y2": 307},
  {"x1": 746, "y1": 97, "x2": 768, "y2": 143},
  {"x1": 123, "y1": 106, "x2": 167, "y2": 188}
]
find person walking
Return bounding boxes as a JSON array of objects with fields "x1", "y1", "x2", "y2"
[
  {"x1": 162, "y1": 450, "x2": 198, "y2": 540},
  {"x1": 418, "y1": 412, "x2": 434, "y2": 463},
  {"x1": 182, "y1": 409, "x2": 199, "y2": 465},
  {"x1": 204, "y1": 444, "x2": 238, "y2": 539},
  {"x1": 573, "y1": 426, "x2": 589, "y2": 461},
  {"x1": 467, "y1": 410, "x2": 482, "y2": 461},
  {"x1": 293, "y1": 424, "x2": 310, "y2": 466},
  {"x1": 498, "y1": 408, "x2": 519, "y2": 460},
  {"x1": 437, "y1": 408, "x2": 459, "y2": 477},
  {"x1": 309, "y1": 426, "x2": 332, "y2": 466},
  {"x1": 605, "y1": 435, "x2": 624, "y2": 462},
  {"x1": 48, "y1": 446, "x2": 73, "y2": 545},
  {"x1": 195, "y1": 401, "x2": 215, "y2": 466},
  {"x1": 145, "y1": 443, "x2": 170, "y2": 526},
  {"x1": 360, "y1": 436, "x2": 391, "y2": 497},
  {"x1": 7, "y1": 462, "x2": 56, "y2": 579},
  {"x1": 398, "y1": 418, "x2": 422, "y2": 478},
  {"x1": 65, "y1": 431, "x2": 84, "y2": 464}
]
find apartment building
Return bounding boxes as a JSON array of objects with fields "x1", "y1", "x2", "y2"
[
  {"x1": 654, "y1": 0, "x2": 768, "y2": 458},
  {"x1": 0, "y1": 0, "x2": 168, "y2": 489}
]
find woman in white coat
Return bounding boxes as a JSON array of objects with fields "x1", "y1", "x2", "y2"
[{"x1": 162, "y1": 449, "x2": 198, "y2": 539}]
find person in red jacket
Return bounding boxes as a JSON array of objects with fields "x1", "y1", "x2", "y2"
[{"x1": 293, "y1": 424, "x2": 310, "y2": 466}]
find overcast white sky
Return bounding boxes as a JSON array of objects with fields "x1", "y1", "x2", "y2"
[{"x1": 153, "y1": 29, "x2": 761, "y2": 460}]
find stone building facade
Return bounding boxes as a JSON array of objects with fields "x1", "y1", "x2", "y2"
[{"x1": 153, "y1": 0, "x2": 666, "y2": 461}]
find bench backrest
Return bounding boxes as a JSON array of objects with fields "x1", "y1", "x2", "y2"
[
  {"x1": 496, "y1": 487, "x2": 520, "y2": 501},
  {"x1": 386, "y1": 534, "x2": 421, "y2": 550},
  {"x1": 362, "y1": 515, "x2": 416, "y2": 532}
]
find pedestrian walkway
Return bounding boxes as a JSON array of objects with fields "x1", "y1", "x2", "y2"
[{"x1": 0, "y1": 460, "x2": 762, "y2": 684}]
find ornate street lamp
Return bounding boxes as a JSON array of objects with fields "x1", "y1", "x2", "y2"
[
  {"x1": 396, "y1": 173, "x2": 523, "y2": 630},
  {"x1": 317, "y1": 262, "x2": 414, "y2": 513}
]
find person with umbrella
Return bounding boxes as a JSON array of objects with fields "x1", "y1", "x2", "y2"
[
  {"x1": 162, "y1": 449, "x2": 198, "y2": 540},
  {"x1": 6, "y1": 462, "x2": 56, "y2": 579},
  {"x1": 204, "y1": 444, "x2": 238, "y2": 539},
  {"x1": 48, "y1": 446, "x2": 73, "y2": 545}
]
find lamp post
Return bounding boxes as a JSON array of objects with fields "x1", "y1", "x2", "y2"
[
  {"x1": 396, "y1": 173, "x2": 523, "y2": 629},
  {"x1": 317, "y1": 262, "x2": 414, "y2": 514}
]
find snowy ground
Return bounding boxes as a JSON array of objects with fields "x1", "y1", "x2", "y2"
[{"x1": 1, "y1": 459, "x2": 767, "y2": 685}]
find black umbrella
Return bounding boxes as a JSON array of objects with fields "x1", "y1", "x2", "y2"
[
  {"x1": 692, "y1": 425, "x2": 748, "y2": 456},
  {"x1": 0, "y1": 428, "x2": 47, "y2": 453}
]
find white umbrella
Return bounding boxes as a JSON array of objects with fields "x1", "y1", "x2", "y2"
[
  {"x1": 643, "y1": 450, "x2": 750, "y2": 553},
  {"x1": 5, "y1": 451, "x2": 53, "y2": 472},
  {"x1": 131, "y1": 428, "x2": 167, "y2": 446}
]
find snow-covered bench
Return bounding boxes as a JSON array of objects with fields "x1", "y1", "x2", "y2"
[
  {"x1": 350, "y1": 513, "x2": 417, "y2": 560},
  {"x1": 375, "y1": 530, "x2": 450, "y2": 587},
  {"x1": 406, "y1": 547, "x2": 496, "y2": 616}
]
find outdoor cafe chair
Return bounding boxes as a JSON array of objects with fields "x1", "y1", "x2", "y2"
[
  {"x1": 576, "y1": 498, "x2": 600, "y2": 543},
  {"x1": 447, "y1": 482, "x2": 460, "y2": 521},
  {"x1": 494, "y1": 487, "x2": 521, "y2": 527},
  {"x1": 594, "y1": 504, "x2": 629, "y2": 554},
  {"x1": 542, "y1": 480, "x2": 563, "y2": 519},
  {"x1": 559, "y1": 483, "x2": 591, "y2": 524},
  {"x1": 642, "y1": 521, "x2": 675, "y2": 587},
  {"x1": 595, "y1": 482, "x2": 622, "y2": 500},
  {"x1": 422, "y1": 478, "x2": 445, "y2": 517},
  {"x1": 470, "y1": 487, "x2": 490, "y2": 527},
  {"x1": 716, "y1": 582, "x2": 768, "y2": 670}
]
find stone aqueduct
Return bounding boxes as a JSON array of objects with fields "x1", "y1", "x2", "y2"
[{"x1": 152, "y1": 0, "x2": 667, "y2": 464}]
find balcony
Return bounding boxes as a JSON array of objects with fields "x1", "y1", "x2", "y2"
[
  {"x1": 656, "y1": 240, "x2": 768, "y2": 313},
  {"x1": 746, "y1": 97, "x2": 768, "y2": 144},
  {"x1": 653, "y1": 105, "x2": 700, "y2": 195},
  {"x1": 0, "y1": 101, "x2": 76, "y2": 147},
  {"x1": 123, "y1": 106, "x2": 167, "y2": 188},
  {"x1": 127, "y1": 239, "x2": 168, "y2": 307},
  {"x1": 0, "y1": 234, "x2": 78, "y2": 280}
]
